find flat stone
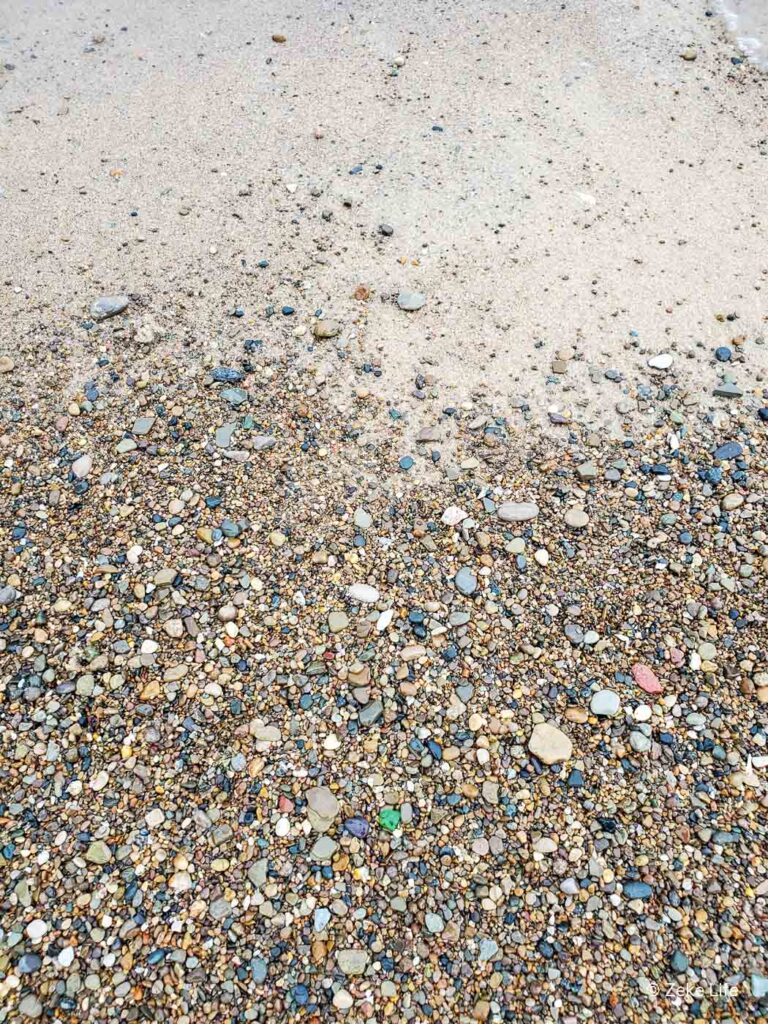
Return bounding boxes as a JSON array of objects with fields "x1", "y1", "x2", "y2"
[
  {"x1": 220, "y1": 387, "x2": 249, "y2": 407},
  {"x1": 313, "y1": 319, "x2": 341, "y2": 338},
  {"x1": 328, "y1": 610, "x2": 349, "y2": 633},
  {"x1": 713, "y1": 381, "x2": 743, "y2": 398},
  {"x1": 528, "y1": 723, "x2": 573, "y2": 764},
  {"x1": 648, "y1": 353, "x2": 673, "y2": 370},
  {"x1": 310, "y1": 835, "x2": 338, "y2": 860},
  {"x1": 91, "y1": 295, "x2": 129, "y2": 320},
  {"x1": 132, "y1": 416, "x2": 155, "y2": 436},
  {"x1": 306, "y1": 786, "x2": 339, "y2": 831},
  {"x1": 358, "y1": 700, "x2": 384, "y2": 727},
  {"x1": 247, "y1": 858, "x2": 269, "y2": 889},
  {"x1": 0, "y1": 585, "x2": 19, "y2": 604},
  {"x1": 397, "y1": 291, "x2": 426, "y2": 311},
  {"x1": 632, "y1": 663, "x2": 663, "y2": 694},
  {"x1": 72, "y1": 454, "x2": 93, "y2": 479},
  {"x1": 215, "y1": 422, "x2": 237, "y2": 448},
  {"x1": 497, "y1": 501, "x2": 539, "y2": 522},
  {"x1": 336, "y1": 949, "x2": 370, "y2": 976},
  {"x1": 252, "y1": 435, "x2": 277, "y2": 452}
]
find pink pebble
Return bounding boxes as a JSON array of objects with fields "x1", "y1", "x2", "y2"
[
  {"x1": 632, "y1": 663, "x2": 663, "y2": 694},
  {"x1": 278, "y1": 796, "x2": 294, "y2": 813}
]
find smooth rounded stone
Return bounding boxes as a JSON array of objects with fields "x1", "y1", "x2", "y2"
[
  {"x1": 18, "y1": 994, "x2": 43, "y2": 1019},
  {"x1": 698, "y1": 641, "x2": 717, "y2": 661},
  {"x1": 528, "y1": 723, "x2": 573, "y2": 764},
  {"x1": 564, "y1": 623, "x2": 583, "y2": 645},
  {"x1": 454, "y1": 566, "x2": 478, "y2": 595},
  {"x1": 252, "y1": 435, "x2": 277, "y2": 452},
  {"x1": 332, "y1": 989, "x2": 354, "y2": 1010},
  {"x1": 648, "y1": 353, "x2": 673, "y2": 370},
  {"x1": 328, "y1": 610, "x2": 349, "y2": 633},
  {"x1": 478, "y1": 938, "x2": 499, "y2": 961},
  {"x1": 0, "y1": 585, "x2": 19, "y2": 604},
  {"x1": 623, "y1": 881, "x2": 653, "y2": 900},
  {"x1": 397, "y1": 291, "x2": 426, "y2": 311},
  {"x1": 534, "y1": 548, "x2": 549, "y2": 566},
  {"x1": 306, "y1": 786, "x2": 339, "y2": 831},
  {"x1": 17, "y1": 953, "x2": 42, "y2": 974},
  {"x1": 497, "y1": 501, "x2": 539, "y2": 522},
  {"x1": 722, "y1": 492, "x2": 743, "y2": 511},
  {"x1": 145, "y1": 807, "x2": 165, "y2": 828},
  {"x1": 425, "y1": 913, "x2": 445, "y2": 934},
  {"x1": 336, "y1": 949, "x2": 370, "y2": 976},
  {"x1": 630, "y1": 731, "x2": 652, "y2": 753},
  {"x1": 633, "y1": 704, "x2": 652, "y2": 722},
  {"x1": 310, "y1": 835, "x2": 338, "y2": 861},
  {"x1": 590, "y1": 689, "x2": 621, "y2": 717},
  {"x1": 26, "y1": 919, "x2": 47, "y2": 940},
  {"x1": 313, "y1": 319, "x2": 341, "y2": 338},
  {"x1": 564, "y1": 507, "x2": 589, "y2": 529},
  {"x1": 0, "y1": 355, "x2": 15, "y2": 373},
  {"x1": 85, "y1": 840, "x2": 112, "y2": 865},
  {"x1": 441, "y1": 505, "x2": 468, "y2": 526},
  {"x1": 90, "y1": 295, "x2": 129, "y2": 320},
  {"x1": 71, "y1": 453, "x2": 93, "y2": 479},
  {"x1": 346, "y1": 583, "x2": 380, "y2": 604}
]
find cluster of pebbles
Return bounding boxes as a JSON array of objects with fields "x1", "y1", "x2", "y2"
[{"x1": 1, "y1": 301, "x2": 767, "y2": 1024}]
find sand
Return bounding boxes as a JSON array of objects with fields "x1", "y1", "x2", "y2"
[{"x1": 1, "y1": 0, "x2": 766, "y2": 439}]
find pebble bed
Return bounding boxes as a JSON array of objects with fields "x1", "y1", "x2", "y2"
[{"x1": 1, "y1": 310, "x2": 767, "y2": 1024}]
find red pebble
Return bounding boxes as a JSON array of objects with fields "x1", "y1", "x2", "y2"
[
  {"x1": 632, "y1": 663, "x2": 663, "y2": 694},
  {"x1": 278, "y1": 796, "x2": 294, "y2": 813}
]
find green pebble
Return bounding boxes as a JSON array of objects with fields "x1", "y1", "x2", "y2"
[{"x1": 378, "y1": 808, "x2": 401, "y2": 832}]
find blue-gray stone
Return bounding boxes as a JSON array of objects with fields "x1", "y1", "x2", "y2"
[
  {"x1": 712, "y1": 441, "x2": 743, "y2": 461},
  {"x1": 623, "y1": 881, "x2": 653, "y2": 900},
  {"x1": 220, "y1": 387, "x2": 249, "y2": 407},
  {"x1": 91, "y1": 295, "x2": 129, "y2": 320},
  {"x1": 454, "y1": 567, "x2": 477, "y2": 596}
]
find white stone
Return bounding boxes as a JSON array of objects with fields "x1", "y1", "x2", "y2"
[
  {"x1": 648, "y1": 353, "x2": 673, "y2": 370},
  {"x1": 71, "y1": 454, "x2": 93, "y2": 479},
  {"x1": 347, "y1": 583, "x2": 380, "y2": 604}
]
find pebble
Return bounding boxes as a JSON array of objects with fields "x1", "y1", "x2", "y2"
[
  {"x1": 647, "y1": 353, "x2": 673, "y2": 369},
  {"x1": 528, "y1": 723, "x2": 573, "y2": 764},
  {"x1": 2, "y1": 274, "x2": 767, "y2": 1023},
  {"x1": 497, "y1": 501, "x2": 539, "y2": 522},
  {"x1": 397, "y1": 291, "x2": 426, "y2": 311},
  {"x1": 564, "y1": 506, "x2": 589, "y2": 529},
  {"x1": 590, "y1": 689, "x2": 621, "y2": 716},
  {"x1": 71, "y1": 453, "x2": 93, "y2": 479},
  {"x1": 346, "y1": 582, "x2": 380, "y2": 603},
  {"x1": 90, "y1": 294, "x2": 129, "y2": 320},
  {"x1": 454, "y1": 566, "x2": 478, "y2": 595}
]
